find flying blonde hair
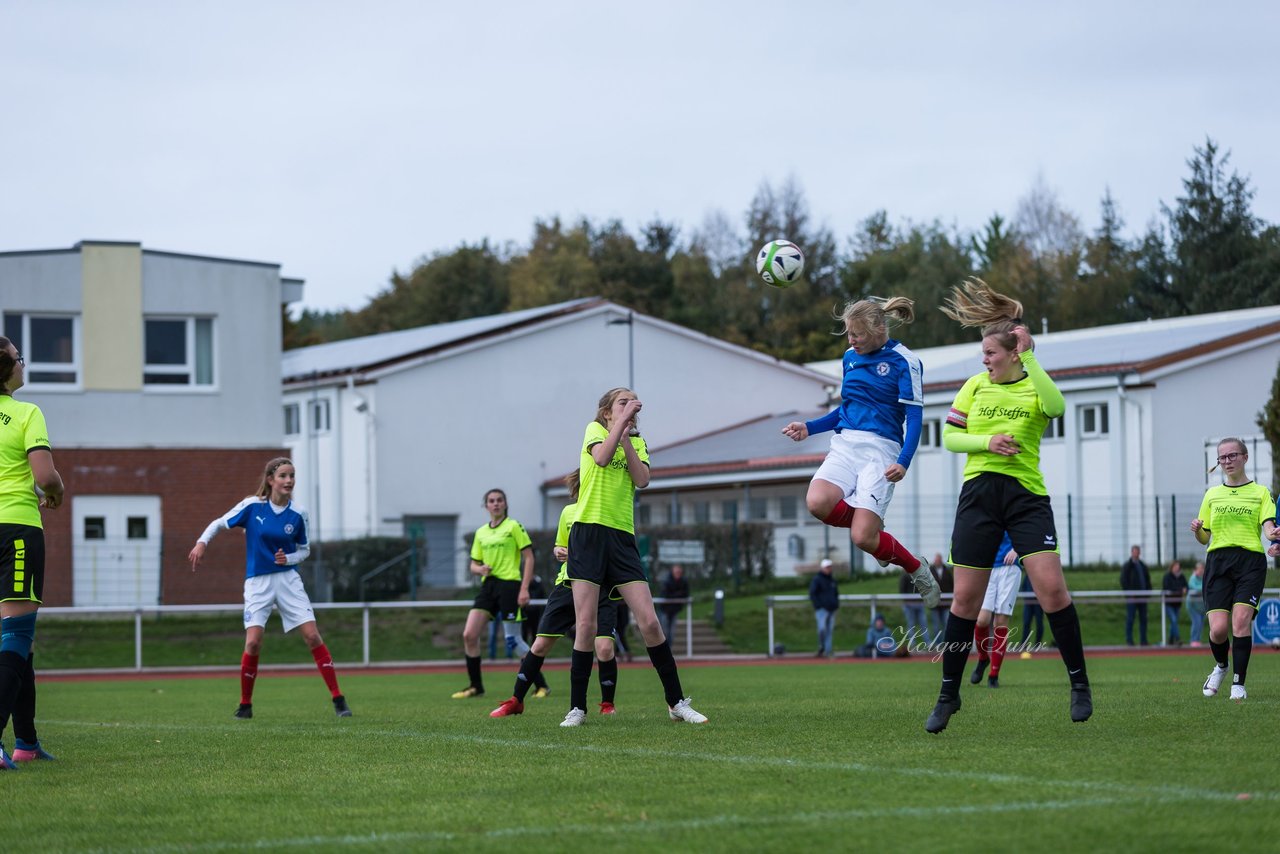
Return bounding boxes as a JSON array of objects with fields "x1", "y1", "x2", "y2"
[{"x1": 940, "y1": 277, "x2": 1025, "y2": 349}]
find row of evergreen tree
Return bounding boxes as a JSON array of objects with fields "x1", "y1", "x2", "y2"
[{"x1": 285, "y1": 139, "x2": 1280, "y2": 365}]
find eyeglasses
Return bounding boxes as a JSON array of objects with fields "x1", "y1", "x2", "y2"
[{"x1": 1216, "y1": 452, "x2": 1244, "y2": 463}]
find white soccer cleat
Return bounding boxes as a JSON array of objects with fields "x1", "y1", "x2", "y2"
[
  {"x1": 668, "y1": 697, "x2": 709, "y2": 724},
  {"x1": 1230, "y1": 684, "x2": 1247, "y2": 701},
  {"x1": 559, "y1": 708, "x2": 587, "y2": 727},
  {"x1": 910, "y1": 563, "x2": 942, "y2": 609},
  {"x1": 1202, "y1": 664, "x2": 1227, "y2": 697}
]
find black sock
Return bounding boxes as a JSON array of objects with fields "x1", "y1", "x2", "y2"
[
  {"x1": 12, "y1": 654, "x2": 36, "y2": 745},
  {"x1": 1046, "y1": 603, "x2": 1088, "y2": 686},
  {"x1": 465, "y1": 655, "x2": 483, "y2": 693},
  {"x1": 513, "y1": 652, "x2": 544, "y2": 702},
  {"x1": 1209, "y1": 639, "x2": 1230, "y2": 668},
  {"x1": 569, "y1": 648, "x2": 593, "y2": 711},
  {"x1": 647, "y1": 642, "x2": 684, "y2": 707},
  {"x1": 1232, "y1": 635, "x2": 1253, "y2": 686},
  {"x1": 0, "y1": 650, "x2": 25, "y2": 738},
  {"x1": 939, "y1": 614, "x2": 975, "y2": 700},
  {"x1": 598, "y1": 657, "x2": 618, "y2": 704}
]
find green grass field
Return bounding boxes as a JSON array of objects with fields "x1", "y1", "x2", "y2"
[{"x1": 13, "y1": 652, "x2": 1280, "y2": 852}]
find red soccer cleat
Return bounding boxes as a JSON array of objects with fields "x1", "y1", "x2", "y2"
[{"x1": 489, "y1": 697, "x2": 524, "y2": 718}]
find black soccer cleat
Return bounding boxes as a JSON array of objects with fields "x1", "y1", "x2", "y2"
[
  {"x1": 988, "y1": 675, "x2": 1000, "y2": 689},
  {"x1": 1070, "y1": 683, "x2": 1092, "y2": 722},
  {"x1": 925, "y1": 695, "x2": 961, "y2": 734},
  {"x1": 970, "y1": 659, "x2": 989, "y2": 685},
  {"x1": 234, "y1": 703, "x2": 253, "y2": 719},
  {"x1": 333, "y1": 695, "x2": 353, "y2": 717}
]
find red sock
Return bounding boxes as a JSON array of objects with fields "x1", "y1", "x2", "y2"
[
  {"x1": 822, "y1": 500, "x2": 855, "y2": 528},
  {"x1": 990, "y1": 626, "x2": 1009, "y2": 676},
  {"x1": 974, "y1": 625, "x2": 990, "y2": 662},
  {"x1": 240, "y1": 653, "x2": 259, "y2": 704},
  {"x1": 873, "y1": 531, "x2": 921, "y2": 572},
  {"x1": 311, "y1": 644, "x2": 342, "y2": 698}
]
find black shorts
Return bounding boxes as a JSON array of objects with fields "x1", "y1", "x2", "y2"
[
  {"x1": 565, "y1": 523, "x2": 648, "y2": 599},
  {"x1": 471, "y1": 576, "x2": 524, "y2": 622},
  {"x1": 0, "y1": 524, "x2": 44, "y2": 604},
  {"x1": 535, "y1": 583, "x2": 618, "y2": 639},
  {"x1": 1204, "y1": 547, "x2": 1267, "y2": 613},
  {"x1": 949, "y1": 473, "x2": 1060, "y2": 570}
]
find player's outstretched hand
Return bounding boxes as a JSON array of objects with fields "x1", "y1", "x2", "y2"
[
  {"x1": 188, "y1": 542, "x2": 205, "y2": 571},
  {"x1": 782, "y1": 421, "x2": 809, "y2": 442}
]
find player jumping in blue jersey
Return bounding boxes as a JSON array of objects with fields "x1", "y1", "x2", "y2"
[
  {"x1": 783, "y1": 297, "x2": 939, "y2": 607},
  {"x1": 189, "y1": 457, "x2": 351, "y2": 719}
]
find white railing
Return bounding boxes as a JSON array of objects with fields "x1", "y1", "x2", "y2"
[
  {"x1": 37, "y1": 597, "x2": 695, "y2": 671},
  {"x1": 764, "y1": 588, "x2": 1280, "y2": 657}
]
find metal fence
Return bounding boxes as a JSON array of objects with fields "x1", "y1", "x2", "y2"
[
  {"x1": 37, "y1": 597, "x2": 696, "y2": 672},
  {"x1": 764, "y1": 588, "x2": 1280, "y2": 657}
]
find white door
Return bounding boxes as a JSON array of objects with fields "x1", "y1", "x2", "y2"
[{"x1": 72, "y1": 495, "x2": 162, "y2": 607}]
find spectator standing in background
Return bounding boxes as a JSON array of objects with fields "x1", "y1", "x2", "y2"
[
  {"x1": 658, "y1": 564, "x2": 690, "y2": 647},
  {"x1": 810, "y1": 559, "x2": 840, "y2": 657},
  {"x1": 1121, "y1": 544, "x2": 1152, "y2": 646},
  {"x1": 1162, "y1": 560, "x2": 1188, "y2": 646},
  {"x1": 1187, "y1": 561, "x2": 1207, "y2": 647}
]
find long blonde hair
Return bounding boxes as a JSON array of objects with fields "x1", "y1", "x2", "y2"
[
  {"x1": 940, "y1": 277, "x2": 1025, "y2": 350},
  {"x1": 255, "y1": 457, "x2": 294, "y2": 499},
  {"x1": 837, "y1": 296, "x2": 915, "y2": 338}
]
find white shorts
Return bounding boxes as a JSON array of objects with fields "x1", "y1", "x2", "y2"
[
  {"x1": 812, "y1": 430, "x2": 899, "y2": 519},
  {"x1": 981, "y1": 563, "x2": 1022, "y2": 616},
  {"x1": 244, "y1": 571, "x2": 316, "y2": 632}
]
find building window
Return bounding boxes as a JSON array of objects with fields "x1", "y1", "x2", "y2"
[
  {"x1": 127, "y1": 517, "x2": 148, "y2": 540},
  {"x1": 1043, "y1": 416, "x2": 1065, "y2": 440},
  {"x1": 692, "y1": 501, "x2": 710, "y2": 524},
  {"x1": 309, "y1": 399, "x2": 331, "y2": 434},
  {"x1": 921, "y1": 418, "x2": 943, "y2": 448},
  {"x1": 3, "y1": 313, "x2": 79, "y2": 385},
  {"x1": 1079, "y1": 403, "x2": 1109, "y2": 437},
  {"x1": 787, "y1": 534, "x2": 806, "y2": 559},
  {"x1": 748, "y1": 497, "x2": 768, "y2": 520},
  {"x1": 636, "y1": 504, "x2": 652, "y2": 526},
  {"x1": 284, "y1": 403, "x2": 301, "y2": 436},
  {"x1": 84, "y1": 517, "x2": 106, "y2": 540},
  {"x1": 721, "y1": 500, "x2": 738, "y2": 522},
  {"x1": 779, "y1": 495, "x2": 798, "y2": 521},
  {"x1": 144, "y1": 317, "x2": 214, "y2": 386}
]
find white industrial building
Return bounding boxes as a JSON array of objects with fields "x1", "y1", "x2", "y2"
[{"x1": 280, "y1": 298, "x2": 834, "y2": 585}]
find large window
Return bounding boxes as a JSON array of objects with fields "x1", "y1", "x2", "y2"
[
  {"x1": 144, "y1": 317, "x2": 214, "y2": 387},
  {"x1": 3, "y1": 313, "x2": 79, "y2": 385},
  {"x1": 284, "y1": 403, "x2": 301, "y2": 436},
  {"x1": 1079, "y1": 403, "x2": 1109, "y2": 437}
]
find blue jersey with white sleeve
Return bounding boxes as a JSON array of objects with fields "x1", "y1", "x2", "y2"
[
  {"x1": 199, "y1": 496, "x2": 311, "y2": 578},
  {"x1": 806, "y1": 339, "x2": 924, "y2": 468},
  {"x1": 994, "y1": 533, "x2": 1017, "y2": 568}
]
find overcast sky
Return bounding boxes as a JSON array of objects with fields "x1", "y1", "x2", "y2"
[{"x1": 4, "y1": 2, "x2": 1278, "y2": 313}]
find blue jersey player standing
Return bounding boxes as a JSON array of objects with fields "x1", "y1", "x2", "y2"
[
  {"x1": 783, "y1": 297, "x2": 939, "y2": 607},
  {"x1": 189, "y1": 457, "x2": 351, "y2": 719}
]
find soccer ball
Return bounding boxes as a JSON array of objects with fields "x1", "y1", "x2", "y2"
[{"x1": 756, "y1": 239, "x2": 805, "y2": 288}]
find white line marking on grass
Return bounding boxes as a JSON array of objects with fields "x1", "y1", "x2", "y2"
[
  {"x1": 90, "y1": 795, "x2": 1231, "y2": 853},
  {"x1": 49, "y1": 718, "x2": 1278, "y2": 808}
]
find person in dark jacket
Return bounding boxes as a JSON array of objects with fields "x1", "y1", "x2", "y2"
[
  {"x1": 810, "y1": 559, "x2": 841, "y2": 657},
  {"x1": 1161, "y1": 560, "x2": 1189, "y2": 646},
  {"x1": 1120, "y1": 544, "x2": 1152, "y2": 646},
  {"x1": 658, "y1": 564, "x2": 690, "y2": 646}
]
